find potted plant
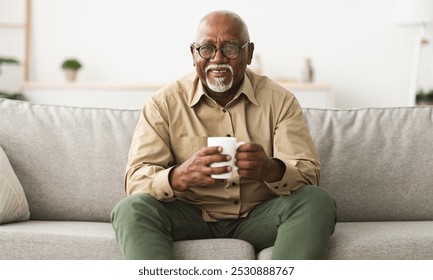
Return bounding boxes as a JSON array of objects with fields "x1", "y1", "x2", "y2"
[
  {"x1": 61, "y1": 58, "x2": 82, "y2": 82},
  {"x1": 0, "y1": 57, "x2": 26, "y2": 100},
  {"x1": 416, "y1": 89, "x2": 433, "y2": 106},
  {"x1": 0, "y1": 57, "x2": 19, "y2": 75},
  {"x1": 0, "y1": 91, "x2": 26, "y2": 100}
]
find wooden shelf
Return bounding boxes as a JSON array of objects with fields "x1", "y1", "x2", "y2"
[
  {"x1": 22, "y1": 81, "x2": 331, "y2": 91},
  {"x1": 0, "y1": 23, "x2": 26, "y2": 29},
  {"x1": 22, "y1": 81, "x2": 165, "y2": 91}
]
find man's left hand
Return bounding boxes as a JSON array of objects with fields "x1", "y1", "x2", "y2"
[{"x1": 235, "y1": 143, "x2": 285, "y2": 182}]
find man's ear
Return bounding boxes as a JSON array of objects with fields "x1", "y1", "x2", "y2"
[
  {"x1": 247, "y1": 42, "x2": 254, "y2": 65},
  {"x1": 190, "y1": 44, "x2": 196, "y2": 66}
]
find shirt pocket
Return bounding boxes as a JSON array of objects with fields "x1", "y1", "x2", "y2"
[{"x1": 172, "y1": 136, "x2": 207, "y2": 165}]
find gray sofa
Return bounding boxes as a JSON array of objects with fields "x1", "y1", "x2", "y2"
[{"x1": 1, "y1": 98, "x2": 432, "y2": 260}]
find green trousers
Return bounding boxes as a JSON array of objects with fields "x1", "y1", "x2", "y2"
[{"x1": 111, "y1": 185, "x2": 336, "y2": 260}]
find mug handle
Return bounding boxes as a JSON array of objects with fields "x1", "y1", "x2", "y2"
[{"x1": 236, "y1": 141, "x2": 245, "y2": 149}]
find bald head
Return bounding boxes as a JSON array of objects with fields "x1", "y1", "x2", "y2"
[{"x1": 195, "y1": 10, "x2": 250, "y2": 43}]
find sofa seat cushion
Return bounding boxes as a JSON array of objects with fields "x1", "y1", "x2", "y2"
[
  {"x1": 173, "y1": 239, "x2": 255, "y2": 260},
  {"x1": 0, "y1": 220, "x2": 256, "y2": 260},
  {"x1": 328, "y1": 221, "x2": 433, "y2": 259},
  {"x1": 257, "y1": 221, "x2": 433, "y2": 260},
  {"x1": 0, "y1": 220, "x2": 123, "y2": 259}
]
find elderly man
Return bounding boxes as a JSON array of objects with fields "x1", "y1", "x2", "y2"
[{"x1": 111, "y1": 10, "x2": 336, "y2": 260}]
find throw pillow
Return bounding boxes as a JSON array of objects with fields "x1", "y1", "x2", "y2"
[{"x1": 0, "y1": 146, "x2": 30, "y2": 224}]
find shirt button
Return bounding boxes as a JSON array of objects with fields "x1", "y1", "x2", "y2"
[
  {"x1": 283, "y1": 183, "x2": 288, "y2": 188},
  {"x1": 231, "y1": 182, "x2": 237, "y2": 186},
  {"x1": 226, "y1": 134, "x2": 231, "y2": 137},
  {"x1": 164, "y1": 192, "x2": 169, "y2": 196},
  {"x1": 222, "y1": 109, "x2": 227, "y2": 113},
  {"x1": 234, "y1": 201, "x2": 239, "y2": 205}
]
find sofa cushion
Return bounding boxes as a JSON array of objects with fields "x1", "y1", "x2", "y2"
[
  {"x1": 257, "y1": 221, "x2": 433, "y2": 260},
  {"x1": 0, "y1": 220, "x2": 255, "y2": 260},
  {"x1": 328, "y1": 221, "x2": 433, "y2": 259},
  {"x1": 0, "y1": 99, "x2": 139, "y2": 222},
  {"x1": 0, "y1": 145, "x2": 30, "y2": 224},
  {"x1": 0, "y1": 220, "x2": 123, "y2": 259},
  {"x1": 173, "y1": 239, "x2": 255, "y2": 260},
  {"x1": 303, "y1": 107, "x2": 433, "y2": 222},
  {"x1": 2, "y1": 98, "x2": 433, "y2": 224}
]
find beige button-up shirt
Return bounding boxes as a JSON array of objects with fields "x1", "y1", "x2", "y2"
[{"x1": 125, "y1": 69, "x2": 320, "y2": 221}]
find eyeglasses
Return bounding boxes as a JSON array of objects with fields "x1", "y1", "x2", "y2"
[{"x1": 192, "y1": 41, "x2": 250, "y2": 60}]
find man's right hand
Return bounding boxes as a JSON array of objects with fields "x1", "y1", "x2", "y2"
[{"x1": 169, "y1": 146, "x2": 231, "y2": 192}]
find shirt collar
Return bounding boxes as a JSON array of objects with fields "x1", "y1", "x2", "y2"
[{"x1": 189, "y1": 73, "x2": 259, "y2": 107}]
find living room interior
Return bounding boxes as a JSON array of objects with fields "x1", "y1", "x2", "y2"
[
  {"x1": 2, "y1": 0, "x2": 433, "y2": 266},
  {"x1": 1, "y1": 0, "x2": 433, "y2": 110}
]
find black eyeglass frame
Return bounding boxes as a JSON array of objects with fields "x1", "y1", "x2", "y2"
[{"x1": 192, "y1": 41, "x2": 250, "y2": 60}]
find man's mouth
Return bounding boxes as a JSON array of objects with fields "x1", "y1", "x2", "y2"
[
  {"x1": 209, "y1": 68, "x2": 229, "y2": 74},
  {"x1": 208, "y1": 68, "x2": 230, "y2": 78},
  {"x1": 205, "y1": 64, "x2": 233, "y2": 77}
]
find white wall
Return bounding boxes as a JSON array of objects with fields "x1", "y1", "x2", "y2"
[
  {"x1": 0, "y1": 0, "x2": 26, "y2": 92},
  {"x1": 2, "y1": 0, "x2": 433, "y2": 108}
]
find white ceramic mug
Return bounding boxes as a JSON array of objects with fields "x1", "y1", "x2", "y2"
[{"x1": 207, "y1": 137, "x2": 244, "y2": 179}]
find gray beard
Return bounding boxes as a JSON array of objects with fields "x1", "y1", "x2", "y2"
[
  {"x1": 205, "y1": 64, "x2": 234, "y2": 93},
  {"x1": 207, "y1": 77, "x2": 233, "y2": 93}
]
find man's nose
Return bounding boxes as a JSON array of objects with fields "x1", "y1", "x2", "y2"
[{"x1": 211, "y1": 48, "x2": 228, "y2": 63}]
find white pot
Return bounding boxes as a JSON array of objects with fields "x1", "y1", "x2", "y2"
[{"x1": 64, "y1": 69, "x2": 78, "y2": 82}]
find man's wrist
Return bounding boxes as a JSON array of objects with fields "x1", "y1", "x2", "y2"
[
  {"x1": 264, "y1": 158, "x2": 286, "y2": 183},
  {"x1": 168, "y1": 166, "x2": 183, "y2": 191}
]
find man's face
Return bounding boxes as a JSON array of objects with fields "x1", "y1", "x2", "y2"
[{"x1": 191, "y1": 14, "x2": 253, "y2": 96}]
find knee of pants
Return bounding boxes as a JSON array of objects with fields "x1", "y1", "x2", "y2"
[
  {"x1": 111, "y1": 193, "x2": 162, "y2": 224},
  {"x1": 300, "y1": 185, "x2": 335, "y2": 208},
  {"x1": 287, "y1": 185, "x2": 337, "y2": 220}
]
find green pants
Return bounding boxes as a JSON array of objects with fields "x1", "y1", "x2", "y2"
[{"x1": 111, "y1": 185, "x2": 336, "y2": 260}]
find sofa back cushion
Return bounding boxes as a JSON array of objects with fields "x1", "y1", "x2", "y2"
[
  {"x1": 303, "y1": 107, "x2": 433, "y2": 222},
  {"x1": 0, "y1": 99, "x2": 139, "y2": 222},
  {"x1": 2, "y1": 99, "x2": 433, "y2": 223}
]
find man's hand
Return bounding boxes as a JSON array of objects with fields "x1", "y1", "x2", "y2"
[
  {"x1": 235, "y1": 143, "x2": 285, "y2": 182},
  {"x1": 169, "y1": 146, "x2": 231, "y2": 192}
]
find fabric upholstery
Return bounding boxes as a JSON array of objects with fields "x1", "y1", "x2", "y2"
[
  {"x1": 3, "y1": 99, "x2": 432, "y2": 224},
  {"x1": 327, "y1": 221, "x2": 433, "y2": 259},
  {"x1": 4, "y1": 220, "x2": 432, "y2": 260},
  {"x1": 303, "y1": 107, "x2": 433, "y2": 222},
  {"x1": 0, "y1": 145, "x2": 30, "y2": 224},
  {"x1": 1, "y1": 98, "x2": 433, "y2": 260},
  {"x1": 0, "y1": 99, "x2": 138, "y2": 222},
  {"x1": 173, "y1": 239, "x2": 255, "y2": 260},
  {"x1": 0, "y1": 220, "x2": 255, "y2": 260},
  {"x1": 257, "y1": 221, "x2": 433, "y2": 259},
  {"x1": 0, "y1": 220, "x2": 122, "y2": 259}
]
